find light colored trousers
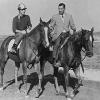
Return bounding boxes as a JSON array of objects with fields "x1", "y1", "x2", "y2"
[{"x1": 14, "y1": 32, "x2": 24, "y2": 45}]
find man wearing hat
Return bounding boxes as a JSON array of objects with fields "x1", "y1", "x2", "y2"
[
  {"x1": 11, "y1": 3, "x2": 32, "y2": 53},
  {"x1": 49, "y1": 3, "x2": 76, "y2": 66}
]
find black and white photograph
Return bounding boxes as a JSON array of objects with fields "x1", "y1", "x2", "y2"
[{"x1": 0, "y1": 0, "x2": 100, "y2": 100}]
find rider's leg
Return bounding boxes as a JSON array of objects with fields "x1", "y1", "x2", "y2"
[
  {"x1": 53, "y1": 36, "x2": 61, "y2": 67},
  {"x1": 53, "y1": 37, "x2": 61, "y2": 60},
  {"x1": 11, "y1": 33, "x2": 23, "y2": 53}
]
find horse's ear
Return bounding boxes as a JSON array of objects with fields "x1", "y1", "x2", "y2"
[
  {"x1": 47, "y1": 19, "x2": 51, "y2": 25},
  {"x1": 81, "y1": 27, "x2": 83, "y2": 31},
  {"x1": 91, "y1": 27, "x2": 94, "y2": 32},
  {"x1": 40, "y1": 17, "x2": 43, "y2": 23}
]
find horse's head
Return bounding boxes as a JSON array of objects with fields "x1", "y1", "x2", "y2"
[
  {"x1": 39, "y1": 18, "x2": 51, "y2": 48},
  {"x1": 81, "y1": 27, "x2": 94, "y2": 57}
]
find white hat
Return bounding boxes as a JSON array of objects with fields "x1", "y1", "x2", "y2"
[{"x1": 18, "y1": 3, "x2": 27, "y2": 10}]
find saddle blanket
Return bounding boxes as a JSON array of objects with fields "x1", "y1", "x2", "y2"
[{"x1": 8, "y1": 39, "x2": 21, "y2": 52}]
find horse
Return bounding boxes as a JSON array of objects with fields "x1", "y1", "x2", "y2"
[
  {"x1": 37, "y1": 27, "x2": 94, "y2": 99},
  {"x1": 0, "y1": 18, "x2": 51, "y2": 96},
  {"x1": 53, "y1": 27, "x2": 94, "y2": 99}
]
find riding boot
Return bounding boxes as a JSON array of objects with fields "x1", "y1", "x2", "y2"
[{"x1": 10, "y1": 43, "x2": 17, "y2": 53}]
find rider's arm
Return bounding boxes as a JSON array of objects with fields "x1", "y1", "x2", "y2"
[
  {"x1": 12, "y1": 17, "x2": 17, "y2": 33},
  {"x1": 69, "y1": 15, "x2": 76, "y2": 33},
  {"x1": 49, "y1": 16, "x2": 56, "y2": 31},
  {"x1": 26, "y1": 15, "x2": 32, "y2": 33}
]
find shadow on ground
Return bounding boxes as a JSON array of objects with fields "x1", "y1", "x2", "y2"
[{"x1": 4, "y1": 72, "x2": 81, "y2": 97}]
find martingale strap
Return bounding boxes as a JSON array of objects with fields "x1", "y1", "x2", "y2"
[{"x1": 60, "y1": 37, "x2": 69, "y2": 49}]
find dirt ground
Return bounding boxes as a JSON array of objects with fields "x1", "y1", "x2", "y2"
[
  {"x1": 0, "y1": 61, "x2": 100, "y2": 100},
  {"x1": 0, "y1": 34, "x2": 100, "y2": 100}
]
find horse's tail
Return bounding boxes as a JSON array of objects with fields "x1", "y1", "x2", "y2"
[{"x1": 0, "y1": 35, "x2": 14, "y2": 61}]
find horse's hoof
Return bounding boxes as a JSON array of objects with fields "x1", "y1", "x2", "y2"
[
  {"x1": 79, "y1": 81, "x2": 83, "y2": 86},
  {"x1": 25, "y1": 94, "x2": 29, "y2": 98},
  {"x1": 16, "y1": 89, "x2": 20, "y2": 94},
  {"x1": 56, "y1": 91, "x2": 60, "y2": 95},
  {"x1": 35, "y1": 92, "x2": 39, "y2": 98},
  {"x1": 0, "y1": 87, "x2": 3, "y2": 91},
  {"x1": 35, "y1": 89, "x2": 42, "y2": 98},
  {"x1": 65, "y1": 92, "x2": 69, "y2": 97},
  {"x1": 21, "y1": 89, "x2": 27, "y2": 96},
  {"x1": 70, "y1": 92, "x2": 75, "y2": 98},
  {"x1": 67, "y1": 97, "x2": 72, "y2": 100},
  {"x1": 32, "y1": 97, "x2": 38, "y2": 100},
  {"x1": 55, "y1": 88, "x2": 60, "y2": 95}
]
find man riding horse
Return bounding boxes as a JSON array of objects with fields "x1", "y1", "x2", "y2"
[
  {"x1": 49, "y1": 3, "x2": 76, "y2": 67},
  {"x1": 11, "y1": 3, "x2": 32, "y2": 53}
]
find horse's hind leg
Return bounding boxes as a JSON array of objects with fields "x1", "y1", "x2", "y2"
[
  {"x1": 14, "y1": 62, "x2": 20, "y2": 92},
  {"x1": 0, "y1": 62, "x2": 5, "y2": 91}
]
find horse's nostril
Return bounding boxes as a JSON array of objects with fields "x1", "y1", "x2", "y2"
[{"x1": 86, "y1": 52, "x2": 93, "y2": 57}]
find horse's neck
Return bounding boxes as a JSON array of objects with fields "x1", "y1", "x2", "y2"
[
  {"x1": 27, "y1": 24, "x2": 41, "y2": 37},
  {"x1": 67, "y1": 38, "x2": 82, "y2": 56},
  {"x1": 26, "y1": 24, "x2": 42, "y2": 45},
  {"x1": 74, "y1": 40, "x2": 82, "y2": 58}
]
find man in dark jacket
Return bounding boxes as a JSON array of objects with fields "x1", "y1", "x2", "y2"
[{"x1": 11, "y1": 3, "x2": 32, "y2": 53}]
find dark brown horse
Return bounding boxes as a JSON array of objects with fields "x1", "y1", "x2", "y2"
[
  {"x1": 0, "y1": 18, "x2": 51, "y2": 96},
  {"x1": 54, "y1": 28, "x2": 94, "y2": 99},
  {"x1": 38, "y1": 27, "x2": 94, "y2": 99}
]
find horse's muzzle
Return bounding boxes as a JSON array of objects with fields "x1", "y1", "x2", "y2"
[{"x1": 86, "y1": 51, "x2": 93, "y2": 57}]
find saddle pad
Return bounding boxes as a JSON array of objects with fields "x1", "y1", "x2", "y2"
[{"x1": 8, "y1": 39, "x2": 21, "y2": 52}]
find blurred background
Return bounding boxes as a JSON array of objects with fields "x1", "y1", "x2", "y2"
[{"x1": 0, "y1": 0, "x2": 100, "y2": 35}]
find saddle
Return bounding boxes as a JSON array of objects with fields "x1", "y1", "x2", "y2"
[
  {"x1": 8, "y1": 39, "x2": 21, "y2": 52},
  {"x1": 49, "y1": 31, "x2": 70, "y2": 51}
]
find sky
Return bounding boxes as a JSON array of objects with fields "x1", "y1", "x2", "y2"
[{"x1": 0, "y1": 0, "x2": 100, "y2": 35}]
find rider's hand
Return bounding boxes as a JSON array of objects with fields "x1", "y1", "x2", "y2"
[{"x1": 21, "y1": 30, "x2": 26, "y2": 34}]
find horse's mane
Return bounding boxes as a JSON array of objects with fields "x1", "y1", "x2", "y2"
[
  {"x1": 68, "y1": 30, "x2": 82, "y2": 42},
  {"x1": 25, "y1": 23, "x2": 41, "y2": 37}
]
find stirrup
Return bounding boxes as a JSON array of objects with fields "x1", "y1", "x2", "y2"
[
  {"x1": 10, "y1": 46, "x2": 17, "y2": 54},
  {"x1": 49, "y1": 46, "x2": 53, "y2": 51}
]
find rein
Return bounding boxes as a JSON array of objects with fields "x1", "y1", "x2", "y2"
[{"x1": 81, "y1": 48, "x2": 87, "y2": 61}]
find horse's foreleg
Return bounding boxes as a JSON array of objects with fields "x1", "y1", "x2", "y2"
[
  {"x1": 53, "y1": 67, "x2": 60, "y2": 94},
  {"x1": 73, "y1": 66, "x2": 82, "y2": 95},
  {"x1": 36, "y1": 60, "x2": 44, "y2": 98},
  {"x1": 15, "y1": 62, "x2": 20, "y2": 92},
  {"x1": 74, "y1": 67, "x2": 82, "y2": 86},
  {"x1": 22, "y1": 61, "x2": 28, "y2": 96},
  {"x1": 64, "y1": 66, "x2": 70, "y2": 98}
]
